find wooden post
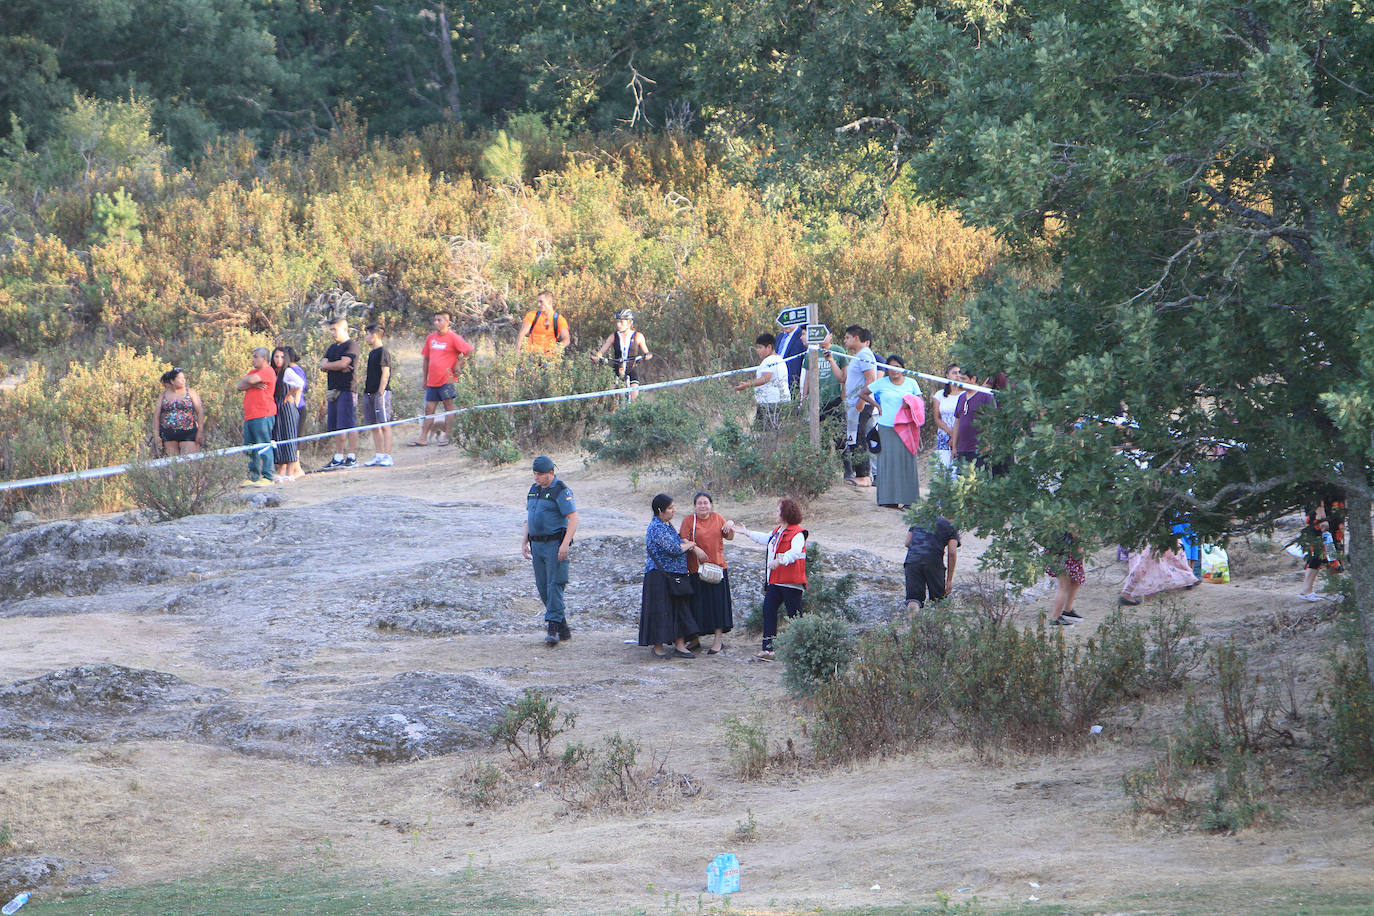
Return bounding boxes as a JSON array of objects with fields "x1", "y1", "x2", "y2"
[{"x1": 807, "y1": 303, "x2": 820, "y2": 448}]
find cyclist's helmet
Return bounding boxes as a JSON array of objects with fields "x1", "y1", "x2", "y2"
[{"x1": 614, "y1": 308, "x2": 634, "y2": 321}]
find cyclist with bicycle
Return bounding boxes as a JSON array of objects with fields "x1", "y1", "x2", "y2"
[{"x1": 591, "y1": 309, "x2": 653, "y2": 401}]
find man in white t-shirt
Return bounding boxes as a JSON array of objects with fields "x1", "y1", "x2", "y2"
[{"x1": 733, "y1": 332, "x2": 791, "y2": 429}]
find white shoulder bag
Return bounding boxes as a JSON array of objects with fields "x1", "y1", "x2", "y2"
[{"x1": 693, "y1": 515, "x2": 725, "y2": 584}]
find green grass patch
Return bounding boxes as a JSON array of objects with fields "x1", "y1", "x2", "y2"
[
  {"x1": 41, "y1": 865, "x2": 539, "y2": 916},
  {"x1": 1104, "y1": 887, "x2": 1374, "y2": 916}
]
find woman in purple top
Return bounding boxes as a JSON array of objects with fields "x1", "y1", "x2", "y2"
[{"x1": 952, "y1": 371, "x2": 1010, "y2": 475}]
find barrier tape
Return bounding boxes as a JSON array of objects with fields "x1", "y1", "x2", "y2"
[
  {"x1": 807, "y1": 346, "x2": 995, "y2": 394},
  {"x1": 0, "y1": 363, "x2": 757, "y2": 493},
  {"x1": 0, "y1": 354, "x2": 980, "y2": 494}
]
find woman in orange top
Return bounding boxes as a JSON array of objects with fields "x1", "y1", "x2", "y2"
[{"x1": 679, "y1": 492, "x2": 735, "y2": 655}]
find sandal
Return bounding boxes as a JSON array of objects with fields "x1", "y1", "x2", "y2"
[
  {"x1": 408, "y1": 440, "x2": 430, "y2": 447},
  {"x1": 435, "y1": 433, "x2": 451, "y2": 447}
]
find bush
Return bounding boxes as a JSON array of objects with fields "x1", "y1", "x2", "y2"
[
  {"x1": 552, "y1": 731, "x2": 702, "y2": 814},
  {"x1": 126, "y1": 453, "x2": 242, "y2": 520},
  {"x1": 1200, "y1": 746, "x2": 1275, "y2": 833},
  {"x1": 0, "y1": 345, "x2": 162, "y2": 515},
  {"x1": 691, "y1": 414, "x2": 841, "y2": 501},
  {"x1": 1142, "y1": 603, "x2": 1204, "y2": 692},
  {"x1": 490, "y1": 690, "x2": 576, "y2": 764},
  {"x1": 1321, "y1": 647, "x2": 1374, "y2": 778},
  {"x1": 449, "y1": 353, "x2": 612, "y2": 457},
  {"x1": 1061, "y1": 608, "x2": 1149, "y2": 731},
  {"x1": 775, "y1": 612, "x2": 854, "y2": 697},
  {"x1": 802, "y1": 543, "x2": 859, "y2": 622},
  {"x1": 810, "y1": 604, "x2": 1167, "y2": 760},
  {"x1": 722, "y1": 714, "x2": 769, "y2": 779},
  {"x1": 580, "y1": 394, "x2": 697, "y2": 463}
]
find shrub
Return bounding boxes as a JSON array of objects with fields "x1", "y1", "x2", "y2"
[
  {"x1": 1211, "y1": 643, "x2": 1273, "y2": 753},
  {"x1": 1321, "y1": 647, "x2": 1374, "y2": 778},
  {"x1": 1123, "y1": 737, "x2": 1194, "y2": 822},
  {"x1": 460, "y1": 761, "x2": 512, "y2": 809},
  {"x1": 0, "y1": 345, "x2": 162, "y2": 515},
  {"x1": 1200, "y1": 746, "x2": 1275, "y2": 833},
  {"x1": 1061, "y1": 608, "x2": 1149, "y2": 731},
  {"x1": 810, "y1": 605, "x2": 1164, "y2": 760},
  {"x1": 810, "y1": 622, "x2": 943, "y2": 761},
  {"x1": 552, "y1": 732, "x2": 702, "y2": 813},
  {"x1": 721, "y1": 714, "x2": 769, "y2": 778},
  {"x1": 694, "y1": 414, "x2": 841, "y2": 501},
  {"x1": 1142, "y1": 603, "x2": 1204, "y2": 692},
  {"x1": 801, "y1": 543, "x2": 859, "y2": 622},
  {"x1": 449, "y1": 353, "x2": 612, "y2": 456},
  {"x1": 490, "y1": 690, "x2": 576, "y2": 764},
  {"x1": 580, "y1": 395, "x2": 697, "y2": 463},
  {"x1": 480, "y1": 130, "x2": 525, "y2": 185},
  {"x1": 126, "y1": 453, "x2": 243, "y2": 520},
  {"x1": 775, "y1": 612, "x2": 853, "y2": 697}
]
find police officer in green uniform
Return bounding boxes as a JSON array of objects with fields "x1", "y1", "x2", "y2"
[{"x1": 521, "y1": 456, "x2": 579, "y2": 646}]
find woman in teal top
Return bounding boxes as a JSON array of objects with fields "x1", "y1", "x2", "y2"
[{"x1": 860, "y1": 354, "x2": 922, "y2": 508}]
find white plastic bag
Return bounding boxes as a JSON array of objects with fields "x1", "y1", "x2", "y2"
[{"x1": 1200, "y1": 544, "x2": 1230, "y2": 583}]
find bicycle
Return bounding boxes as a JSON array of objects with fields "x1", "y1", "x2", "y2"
[{"x1": 593, "y1": 354, "x2": 647, "y2": 407}]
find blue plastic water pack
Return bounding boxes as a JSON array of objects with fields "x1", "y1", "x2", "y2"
[{"x1": 706, "y1": 853, "x2": 740, "y2": 894}]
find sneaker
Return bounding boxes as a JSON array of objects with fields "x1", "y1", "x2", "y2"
[
  {"x1": 544, "y1": 622, "x2": 561, "y2": 646},
  {"x1": 363, "y1": 455, "x2": 383, "y2": 467},
  {"x1": 1298, "y1": 592, "x2": 1323, "y2": 602},
  {"x1": 557, "y1": 621, "x2": 572, "y2": 641},
  {"x1": 377, "y1": 454, "x2": 394, "y2": 467},
  {"x1": 1050, "y1": 616, "x2": 1076, "y2": 626},
  {"x1": 341, "y1": 456, "x2": 358, "y2": 469},
  {"x1": 1061, "y1": 609, "x2": 1083, "y2": 620},
  {"x1": 319, "y1": 457, "x2": 345, "y2": 472}
]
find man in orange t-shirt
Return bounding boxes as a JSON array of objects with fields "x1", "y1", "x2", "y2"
[
  {"x1": 236, "y1": 346, "x2": 277, "y2": 485},
  {"x1": 516, "y1": 290, "x2": 570, "y2": 356},
  {"x1": 414, "y1": 311, "x2": 474, "y2": 446}
]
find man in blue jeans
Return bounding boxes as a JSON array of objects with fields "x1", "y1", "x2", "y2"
[
  {"x1": 520, "y1": 456, "x2": 579, "y2": 646},
  {"x1": 236, "y1": 347, "x2": 277, "y2": 486}
]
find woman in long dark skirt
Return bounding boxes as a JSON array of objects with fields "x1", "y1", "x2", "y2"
[
  {"x1": 638, "y1": 493, "x2": 700, "y2": 659},
  {"x1": 678, "y1": 491, "x2": 734, "y2": 655},
  {"x1": 271, "y1": 346, "x2": 307, "y2": 481}
]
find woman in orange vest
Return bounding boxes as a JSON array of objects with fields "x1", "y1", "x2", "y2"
[
  {"x1": 736, "y1": 497, "x2": 807, "y2": 661},
  {"x1": 516, "y1": 290, "x2": 571, "y2": 355}
]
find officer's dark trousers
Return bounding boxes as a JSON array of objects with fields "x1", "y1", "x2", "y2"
[{"x1": 530, "y1": 540, "x2": 569, "y2": 623}]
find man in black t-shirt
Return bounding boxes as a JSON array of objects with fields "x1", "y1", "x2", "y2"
[
  {"x1": 318, "y1": 317, "x2": 362, "y2": 470},
  {"x1": 904, "y1": 516, "x2": 961, "y2": 609},
  {"x1": 361, "y1": 323, "x2": 394, "y2": 467}
]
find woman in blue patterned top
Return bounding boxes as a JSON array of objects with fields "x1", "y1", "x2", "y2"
[{"x1": 638, "y1": 493, "x2": 701, "y2": 659}]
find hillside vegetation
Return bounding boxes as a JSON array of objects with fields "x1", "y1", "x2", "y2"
[{"x1": 0, "y1": 102, "x2": 1000, "y2": 513}]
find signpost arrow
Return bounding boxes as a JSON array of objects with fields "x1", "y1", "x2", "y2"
[
  {"x1": 776, "y1": 306, "x2": 809, "y2": 327},
  {"x1": 806, "y1": 324, "x2": 829, "y2": 344}
]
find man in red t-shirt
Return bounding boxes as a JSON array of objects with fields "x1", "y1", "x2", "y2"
[
  {"x1": 413, "y1": 311, "x2": 474, "y2": 446},
  {"x1": 236, "y1": 346, "x2": 278, "y2": 485}
]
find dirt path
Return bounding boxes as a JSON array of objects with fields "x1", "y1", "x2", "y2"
[{"x1": 1, "y1": 442, "x2": 1371, "y2": 913}]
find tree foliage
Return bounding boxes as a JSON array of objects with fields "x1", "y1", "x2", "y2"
[{"x1": 825, "y1": 0, "x2": 1374, "y2": 683}]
